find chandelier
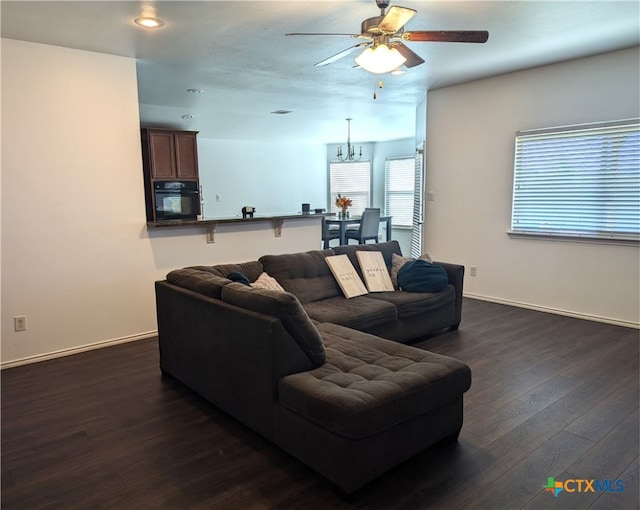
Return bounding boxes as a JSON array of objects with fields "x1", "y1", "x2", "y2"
[{"x1": 337, "y1": 118, "x2": 362, "y2": 162}]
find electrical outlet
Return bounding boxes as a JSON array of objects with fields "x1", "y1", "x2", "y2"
[
  {"x1": 216, "y1": 194, "x2": 222, "y2": 202},
  {"x1": 426, "y1": 191, "x2": 435, "y2": 202},
  {"x1": 469, "y1": 265, "x2": 477, "y2": 277},
  {"x1": 14, "y1": 315, "x2": 27, "y2": 332}
]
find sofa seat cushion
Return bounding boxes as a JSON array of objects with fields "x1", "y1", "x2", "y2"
[
  {"x1": 302, "y1": 296, "x2": 397, "y2": 330},
  {"x1": 278, "y1": 323, "x2": 471, "y2": 439},
  {"x1": 221, "y1": 282, "x2": 326, "y2": 367},
  {"x1": 260, "y1": 250, "x2": 341, "y2": 304},
  {"x1": 364, "y1": 285, "x2": 456, "y2": 318}
]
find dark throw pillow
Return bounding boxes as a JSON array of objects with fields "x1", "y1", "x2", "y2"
[
  {"x1": 396, "y1": 259, "x2": 449, "y2": 293},
  {"x1": 227, "y1": 271, "x2": 251, "y2": 286}
]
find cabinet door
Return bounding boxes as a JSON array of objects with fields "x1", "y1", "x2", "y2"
[
  {"x1": 148, "y1": 131, "x2": 177, "y2": 179},
  {"x1": 174, "y1": 132, "x2": 199, "y2": 179}
]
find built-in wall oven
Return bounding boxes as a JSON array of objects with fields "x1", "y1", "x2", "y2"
[{"x1": 154, "y1": 181, "x2": 200, "y2": 221}]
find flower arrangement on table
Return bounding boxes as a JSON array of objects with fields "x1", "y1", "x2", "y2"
[{"x1": 335, "y1": 195, "x2": 352, "y2": 214}]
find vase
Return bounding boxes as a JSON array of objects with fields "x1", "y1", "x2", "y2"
[{"x1": 341, "y1": 208, "x2": 349, "y2": 219}]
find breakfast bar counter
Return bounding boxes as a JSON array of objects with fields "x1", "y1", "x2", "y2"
[{"x1": 147, "y1": 213, "x2": 327, "y2": 243}]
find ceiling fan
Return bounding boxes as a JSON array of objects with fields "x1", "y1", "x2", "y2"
[{"x1": 286, "y1": 0, "x2": 489, "y2": 74}]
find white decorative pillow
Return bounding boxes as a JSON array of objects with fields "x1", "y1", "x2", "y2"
[
  {"x1": 391, "y1": 253, "x2": 413, "y2": 289},
  {"x1": 251, "y1": 272, "x2": 285, "y2": 291},
  {"x1": 419, "y1": 252, "x2": 432, "y2": 263}
]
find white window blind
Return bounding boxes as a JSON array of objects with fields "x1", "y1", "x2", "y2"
[
  {"x1": 384, "y1": 157, "x2": 415, "y2": 228},
  {"x1": 410, "y1": 151, "x2": 424, "y2": 258},
  {"x1": 511, "y1": 119, "x2": 640, "y2": 241},
  {"x1": 329, "y1": 161, "x2": 371, "y2": 214}
]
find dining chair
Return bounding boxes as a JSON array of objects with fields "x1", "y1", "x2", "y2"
[
  {"x1": 345, "y1": 208, "x2": 380, "y2": 244},
  {"x1": 322, "y1": 216, "x2": 341, "y2": 249},
  {"x1": 345, "y1": 207, "x2": 375, "y2": 233}
]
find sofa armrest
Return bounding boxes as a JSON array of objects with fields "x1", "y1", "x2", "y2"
[
  {"x1": 155, "y1": 280, "x2": 314, "y2": 439},
  {"x1": 433, "y1": 262, "x2": 464, "y2": 329}
]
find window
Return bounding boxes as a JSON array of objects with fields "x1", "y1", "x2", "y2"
[
  {"x1": 511, "y1": 119, "x2": 639, "y2": 241},
  {"x1": 329, "y1": 161, "x2": 371, "y2": 214},
  {"x1": 384, "y1": 157, "x2": 415, "y2": 228}
]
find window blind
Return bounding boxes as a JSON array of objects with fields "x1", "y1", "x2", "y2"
[
  {"x1": 410, "y1": 151, "x2": 424, "y2": 258},
  {"x1": 384, "y1": 157, "x2": 415, "y2": 228},
  {"x1": 329, "y1": 161, "x2": 371, "y2": 214},
  {"x1": 511, "y1": 119, "x2": 640, "y2": 241}
]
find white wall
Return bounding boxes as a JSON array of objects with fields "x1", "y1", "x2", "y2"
[
  {"x1": 426, "y1": 47, "x2": 640, "y2": 326},
  {"x1": 1, "y1": 39, "x2": 324, "y2": 367},
  {"x1": 198, "y1": 139, "x2": 327, "y2": 218}
]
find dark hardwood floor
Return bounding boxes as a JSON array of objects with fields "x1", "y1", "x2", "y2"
[{"x1": 2, "y1": 298, "x2": 638, "y2": 509}]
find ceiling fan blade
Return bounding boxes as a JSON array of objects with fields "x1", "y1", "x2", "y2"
[
  {"x1": 314, "y1": 42, "x2": 370, "y2": 67},
  {"x1": 402, "y1": 30, "x2": 489, "y2": 43},
  {"x1": 390, "y1": 42, "x2": 425, "y2": 68},
  {"x1": 379, "y1": 6, "x2": 417, "y2": 33},
  {"x1": 286, "y1": 32, "x2": 360, "y2": 37}
]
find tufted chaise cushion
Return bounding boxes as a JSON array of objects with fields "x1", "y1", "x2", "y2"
[{"x1": 277, "y1": 322, "x2": 471, "y2": 439}]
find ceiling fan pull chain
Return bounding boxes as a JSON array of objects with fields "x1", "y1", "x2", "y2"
[{"x1": 373, "y1": 79, "x2": 383, "y2": 100}]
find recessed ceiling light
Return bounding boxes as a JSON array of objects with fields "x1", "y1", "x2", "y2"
[
  {"x1": 134, "y1": 16, "x2": 165, "y2": 28},
  {"x1": 181, "y1": 114, "x2": 195, "y2": 120},
  {"x1": 186, "y1": 89, "x2": 204, "y2": 94},
  {"x1": 271, "y1": 110, "x2": 293, "y2": 115}
]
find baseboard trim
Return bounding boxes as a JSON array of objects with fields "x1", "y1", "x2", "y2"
[
  {"x1": 1, "y1": 331, "x2": 158, "y2": 370},
  {"x1": 464, "y1": 293, "x2": 639, "y2": 329}
]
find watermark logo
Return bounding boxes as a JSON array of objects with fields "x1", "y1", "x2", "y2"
[
  {"x1": 544, "y1": 477, "x2": 625, "y2": 497},
  {"x1": 543, "y1": 477, "x2": 564, "y2": 497}
]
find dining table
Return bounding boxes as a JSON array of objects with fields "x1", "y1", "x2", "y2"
[{"x1": 325, "y1": 215, "x2": 392, "y2": 245}]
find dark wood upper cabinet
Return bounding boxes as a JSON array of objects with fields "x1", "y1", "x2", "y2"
[
  {"x1": 141, "y1": 128, "x2": 200, "y2": 223},
  {"x1": 143, "y1": 128, "x2": 199, "y2": 180},
  {"x1": 174, "y1": 132, "x2": 199, "y2": 179}
]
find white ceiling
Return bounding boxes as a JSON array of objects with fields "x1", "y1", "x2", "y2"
[{"x1": 2, "y1": 1, "x2": 638, "y2": 143}]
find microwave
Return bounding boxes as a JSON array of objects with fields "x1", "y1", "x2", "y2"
[{"x1": 154, "y1": 181, "x2": 200, "y2": 221}]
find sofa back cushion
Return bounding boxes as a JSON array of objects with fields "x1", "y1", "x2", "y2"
[
  {"x1": 259, "y1": 249, "x2": 340, "y2": 304},
  {"x1": 207, "y1": 261, "x2": 265, "y2": 282},
  {"x1": 166, "y1": 268, "x2": 231, "y2": 299},
  {"x1": 221, "y1": 282, "x2": 326, "y2": 367}
]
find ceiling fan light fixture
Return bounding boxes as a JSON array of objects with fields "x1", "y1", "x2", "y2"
[{"x1": 355, "y1": 44, "x2": 406, "y2": 74}]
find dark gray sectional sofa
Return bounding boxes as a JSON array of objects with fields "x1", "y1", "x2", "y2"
[{"x1": 155, "y1": 241, "x2": 471, "y2": 493}]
